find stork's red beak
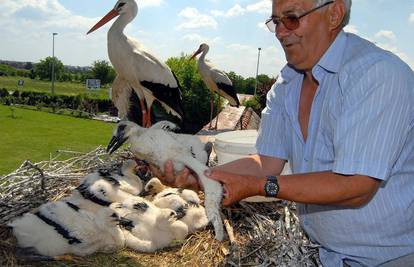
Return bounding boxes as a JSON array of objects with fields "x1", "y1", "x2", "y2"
[
  {"x1": 87, "y1": 9, "x2": 119, "y2": 35},
  {"x1": 190, "y1": 48, "x2": 202, "y2": 60}
]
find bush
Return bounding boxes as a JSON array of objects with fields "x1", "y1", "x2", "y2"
[
  {"x1": 0, "y1": 88, "x2": 9, "y2": 97},
  {"x1": 243, "y1": 96, "x2": 262, "y2": 114},
  {"x1": 0, "y1": 90, "x2": 113, "y2": 115}
]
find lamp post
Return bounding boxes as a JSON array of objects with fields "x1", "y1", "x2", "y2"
[
  {"x1": 254, "y1": 47, "x2": 262, "y2": 95},
  {"x1": 51, "y1": 32, "x2": 58, "y2": 94}
]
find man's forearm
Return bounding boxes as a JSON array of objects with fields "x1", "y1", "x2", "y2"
[
  {"x1": 212, "y1": 154, "x2": 285, "y2": 177},
  {"x1": 271, "y1": 171, "x2": 381, "y2": 207}
]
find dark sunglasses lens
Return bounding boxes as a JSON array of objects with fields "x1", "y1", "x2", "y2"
[{"x1": 283, "y1": 16, "x2": 299, "y2": 30}]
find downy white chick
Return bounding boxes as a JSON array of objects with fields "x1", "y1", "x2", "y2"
[
  {"x1": 141, "y1": 177, "x2": 200, "y2": 205},
  {"x1": 141, "y1": 178, "x2": 207, "y2": 233},
  {"x1": 107, "y1": 121, "x2": 224, "y2": 240},
  {"x1": 115, "y1": 159, "x2": 144, "y2": 194},
  {"x1": 151, "y1": 193, "x2": 208, "y2": 234},
  {"x1": 110, "y1": 196, "x2": 188, "y2": 252},
  {"x1": 64, "y1": 160, "x2": 143, "y2": 213},
  {"x1": 8, "y1": 200, "x2": 124, "y2": 257}
]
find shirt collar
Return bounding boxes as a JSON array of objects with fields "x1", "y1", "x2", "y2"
[
  {"x1": 279, "y1": 30, "x2": 347, "y2": 82},
  {"x1": 316, "y1": 30, "x2": 347, "y2": 73}
]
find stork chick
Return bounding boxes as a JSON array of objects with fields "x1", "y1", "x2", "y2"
[
  {"x1": 8, "y1": 201, "x2": 124, "y2": 257},
  {"x1": 141, "y1": 177, "x2": 200, "y2": 205},
  {"x1": 152, "y1": 192, "x2": 208, "y2": 234},
  {"x1": 107, "y1": 121, "x2": 225, "y2": 241},
  {"x1": 111, "y1": 197, "x2": 188, "y2": 252},
  {"x1": 63, "y1": 160, "x2": 144, "y2": 213}
]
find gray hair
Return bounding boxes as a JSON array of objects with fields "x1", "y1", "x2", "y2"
[{"x1": 314, "y1": 0, "x2": 352, "y2": 28}]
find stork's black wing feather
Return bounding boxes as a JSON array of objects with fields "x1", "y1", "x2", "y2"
[
  {"x1": 216, "y1": 82, "x2": 240, "y2": 107},
  {"x1": 126, "y1": 88, "x2": 144, "y2": 126},
  {"x1": 140, "y1": 73, "x2": 184, "y2": 119}
]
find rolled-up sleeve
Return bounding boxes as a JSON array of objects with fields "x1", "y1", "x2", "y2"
[
  {"x1": 256, "y1": 81, "x2": 289, "y2": 160},
  {"x1": 333, "y1": 59, "x2": 414, "y2": 180}
]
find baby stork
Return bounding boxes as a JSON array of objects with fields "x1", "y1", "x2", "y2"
[
  {"x1": 110, "y1": 196, "x2": 188, "y2": 252},
  {"x1": 107, "y1": 121, "x2": 225, "y2": 241}
]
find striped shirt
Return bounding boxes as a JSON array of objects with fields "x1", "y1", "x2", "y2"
[{"x1": 256, "y1": 31, "x2": 414, "y2": 266}]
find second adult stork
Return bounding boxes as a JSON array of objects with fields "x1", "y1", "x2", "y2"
[
  {"x1": 191, "y1": 43, "x2": 240, "y2": 129},
  {"x1": 87, "y1": 0, "x2": 184, "y2": 127}
]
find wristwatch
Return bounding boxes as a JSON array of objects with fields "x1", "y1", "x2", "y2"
[{"x1": 264, "y1": 175, "x2": 280, "y2": 197}]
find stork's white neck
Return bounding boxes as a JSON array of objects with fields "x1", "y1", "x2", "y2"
[
  {"x1": 109, "y1": 14, "x2": 133, "y2": 37},
  {"x1": 198, "y1": 49, "x2": 209, "y2": 65}
]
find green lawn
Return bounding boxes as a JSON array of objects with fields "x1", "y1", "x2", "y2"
[
  {"x1": 0, "y1": 76, "x2": 109, "y2": 99},
  {"x1": 0, "y1": 105, "x2": 114, "y2": 175}
]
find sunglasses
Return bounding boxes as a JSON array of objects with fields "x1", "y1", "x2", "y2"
[{"x1": 265, "y1": 1, "x2": 334, "y2": 32}]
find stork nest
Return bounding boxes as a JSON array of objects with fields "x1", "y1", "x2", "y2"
[{"x1": 0, "y1": 147, "x2": 321, "y2": 267}]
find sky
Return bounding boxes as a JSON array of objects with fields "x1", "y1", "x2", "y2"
[{"x1": 0, "y1": 0, "x2": 413, "y2": 78}]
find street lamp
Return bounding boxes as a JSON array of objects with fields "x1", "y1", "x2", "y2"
[
  {"x1": 51, "y1": 32, "x2": 58, "y2": 94},
  {"x1": 254, "y1": 47, "x2": 262, "y2": 95}
]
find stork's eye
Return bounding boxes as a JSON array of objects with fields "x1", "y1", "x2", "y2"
[{"x1": 117, "y1": 3, "x2": 126, "y2": 9}]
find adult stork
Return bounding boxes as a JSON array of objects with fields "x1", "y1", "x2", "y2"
[
  {"x1": 190, "y1": 43, "x2": 240, "y2": 129},
  {"x1": 87, "y1": 0, "x2": 183, "y2": 127}
]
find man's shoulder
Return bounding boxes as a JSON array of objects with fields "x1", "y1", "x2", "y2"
[
  {"x1": 341, "y1": 33, "x2": 410, "y2": 75},
  {"x1": 338, "y1": 33, "x2": 413, "y2": 87}
]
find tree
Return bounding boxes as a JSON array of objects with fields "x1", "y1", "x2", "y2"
[
  {"x1": 24, "y1": 62, "x2": 33, "y2": 70},
  {"x1": 35, "y1": 56, "x2": 64, "y2": 81},
  {"x1": 227, "y1": 71, "x2": 245, "y2": 93},
  {"x1": 166, "y1": 54, "x2": 217, "y2": 133},
  {"x1": 91, "y1": 60, "x2": 116, "y2": 85}
]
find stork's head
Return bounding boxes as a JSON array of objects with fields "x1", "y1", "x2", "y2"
[
  {"x1": 87, "y1": 0, "x2": 138, "y2": 34},
  {"x1": 107, "y1": 120, "x2": 140, "y2": 154},
  {"x1": 190, "y1": 43, "x2": 210, "y2": 60},
  {"x1": 140, "y1": 177, "x2": 165, "y2": 197}
]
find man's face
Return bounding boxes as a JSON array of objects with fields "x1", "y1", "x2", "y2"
[{"x1": 273, "y1": 0, "x2": 332, "y2": 71}]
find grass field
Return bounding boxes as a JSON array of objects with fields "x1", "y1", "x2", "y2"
[
  {"x1": 0, "y1": 105, "x2": 114, "y2": 175},
  {"x1": 0, "y1": 76, "x2": 109, "y2": 99}
]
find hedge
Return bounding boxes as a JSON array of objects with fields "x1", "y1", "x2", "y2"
[{"x1": 0, "y1": 89, "x2": 113, "y2": 114}]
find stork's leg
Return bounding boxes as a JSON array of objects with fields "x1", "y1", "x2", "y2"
[
  {"x1": 215, "y1": 96, "x2": 221, "y2": 129},
  {"x1": 140, "y1": 98, "x2": 148, "y2": 128},
  {"x1": 146, "y1": 106, "x2": 152, "y2": 127},
  {"x1": 209, "y1": 93, "x2": 214, "y2": 129}
]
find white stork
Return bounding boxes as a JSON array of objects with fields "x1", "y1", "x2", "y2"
[
  {"x1": 190, "y1": 43, "x2": 240, "y2": 129},
  {"x1": 87, "y1": 0, "x2": 184, "y2": 127}
]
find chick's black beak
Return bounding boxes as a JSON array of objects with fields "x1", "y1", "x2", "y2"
[
  {"x1": 107, "y1": 134, "x2": 127, "y2": 154},
  {"x1": 138, "y1": 190, "x2": 151, "y2": 197}
]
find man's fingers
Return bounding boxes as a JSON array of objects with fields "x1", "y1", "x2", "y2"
[
  {"x1": 175, "y1": 168, "x2": 190, "y2": 185},
  {"x1": 149, "y1": 164, "x2": 162, "y2": 177},
  {"x1": 205, "y1": 169, "x2": 229, "y2": 182}
]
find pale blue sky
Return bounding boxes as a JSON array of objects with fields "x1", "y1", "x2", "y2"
[{"x1": 0, "y1": 0, "x2": 413, "y2": 78}]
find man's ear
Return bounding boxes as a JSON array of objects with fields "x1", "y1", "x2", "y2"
[{"x1": 328, "y1": 0, "x2": 346, "y2": 30}]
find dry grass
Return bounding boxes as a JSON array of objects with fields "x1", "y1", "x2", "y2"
[{"x1": 0, "y1": 147, "x2": 321, "y2": 267}]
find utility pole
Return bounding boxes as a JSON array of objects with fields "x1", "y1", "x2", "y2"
[
  {"x1": 51, "y1": 32, "x2": 58, "y2": 94},
  {"x1": 254, "y1": 47, "x2": 262, "y2": 95}
]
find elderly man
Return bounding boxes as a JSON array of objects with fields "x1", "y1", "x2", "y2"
[{"x1": 154, "y1": 0, "x2": 414, "y2": 265}]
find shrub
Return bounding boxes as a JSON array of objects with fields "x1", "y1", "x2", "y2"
[{"x1": 0, "y1": 90, "x2": 114, "y2": 115}]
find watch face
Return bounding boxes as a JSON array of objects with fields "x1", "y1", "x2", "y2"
[{"x1": 265, "y1": 180, "x2": 279, "y2": 197}]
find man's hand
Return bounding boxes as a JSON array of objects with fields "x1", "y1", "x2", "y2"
[
  {"x1": 205, "y1": 169, "x2": 264, "y2": 206},
  {"x1": 149, "y1": 160, "x2": 201, "y2": 191}
]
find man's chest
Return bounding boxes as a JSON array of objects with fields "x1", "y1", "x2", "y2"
[{"x1": 284, "y1": 76, "x2": 342, "y2": 172}]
